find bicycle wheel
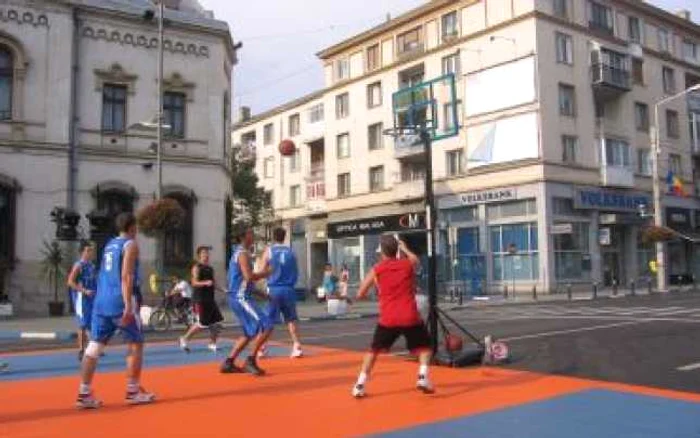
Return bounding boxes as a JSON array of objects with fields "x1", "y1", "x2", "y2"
[{"x1": 149, "y1": 308, "x2": 171, "y2": 331}]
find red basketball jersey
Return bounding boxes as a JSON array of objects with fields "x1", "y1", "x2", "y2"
[{"x1": 373, "y1": 258, "x2": 422, "y2": 328}]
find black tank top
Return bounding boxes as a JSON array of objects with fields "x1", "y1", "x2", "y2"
[{"x1": 194, "y1": 263, "x2": 215, "y2": 302}]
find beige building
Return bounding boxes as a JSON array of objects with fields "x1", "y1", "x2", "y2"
[
  {"x1": 233, "y1": 0, "x2": 700, "y2": 295},
  {"x1": 0, "y1": 0, "x2": 235, "y2": 315}
]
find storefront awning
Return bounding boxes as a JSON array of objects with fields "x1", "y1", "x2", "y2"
[{"x1": 670, "y1": 229, "x2": 700, "y2": 243}]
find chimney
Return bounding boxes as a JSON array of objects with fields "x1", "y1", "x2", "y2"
[
  {"x1": 385, "y1": 13, "x2": 391, "y2": 22},
  {"x1": 238, "y1": 106, "x2": 251, "y2": 123},
  {"x1": 676, "y1": 9, "x2": 691, "y2": 21}
]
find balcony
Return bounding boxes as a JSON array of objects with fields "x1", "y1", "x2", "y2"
[
  {"x1": 393, "y1": 176, "x2": 425, "y2": 201},
  {"x1": 397, "y1": 42, "x2": 424, "y2": 61},
  {"x1": 601, "y1": 166, "x2": 634, "y2": 188},
  {"x1": 393, "y1": 135, "x2": 424, "y2": 160},
  {"x1": 306, "y1": 180, "x2": 326, "y2": 214},
  {"x1": 591, "y1": 63, "x2": 631, "y2": 100},
  {"x1": 306, "y1": 163, "x2": 325, "y2": 182}
]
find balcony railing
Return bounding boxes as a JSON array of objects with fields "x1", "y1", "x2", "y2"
[
  {"x1": 397, "y1": 42, "x2": 424, "y2": 59},
  {"x1": 588, "y1": 20, "x2": 614, "y2": 35},
  {"x1": 306, "y1": 181, "x2": 325, "y2": 200},
  {"x1": 591, "y1": 63, "x2": 631, "y2": 91},
  {"x1": 307, "y1": 163, "x2": 325, "y2": 181}
]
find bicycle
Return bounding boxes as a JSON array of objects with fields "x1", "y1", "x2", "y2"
[{"x1": 148, "y1": 291, "x2": 195, "y2": 332}]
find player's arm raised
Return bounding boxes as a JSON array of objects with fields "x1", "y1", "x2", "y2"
[
  {"x1": 121, "y1": 241, "x2": 138, "y2": 324},
  {"x1": 356, "y1": 269, "x2": 377, "y2": 300},
  {"x1": 399, "y1": 240, "x2": 420, "y2": 267}
]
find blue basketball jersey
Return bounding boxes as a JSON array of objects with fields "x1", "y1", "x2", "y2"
[
  {"x1": 71, "y1": 260, "x2": 97, "y2": 294},
  {"x1": 94, "y1": 236, "x2": 136, "y2": 316},
  {"x1": 228, "y1": 245, "x2": 253, "y2": 299},
  {"x1": 267, "y1": 244, "x2": 298, "y2": 289}
]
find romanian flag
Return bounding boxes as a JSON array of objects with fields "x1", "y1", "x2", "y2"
[{"x1": 666, "y1": 170, "x2": 687, "y2": 197}]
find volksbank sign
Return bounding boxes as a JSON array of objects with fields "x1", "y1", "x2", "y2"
[{"x1": 574, "y1": 187, "x2": 651, "y2": 212}]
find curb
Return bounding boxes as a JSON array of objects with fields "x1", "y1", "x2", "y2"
[{"x1": 0, "y1": 331, "x2": 76, "y2": 341}]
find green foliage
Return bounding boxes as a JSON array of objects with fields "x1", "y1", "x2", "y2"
[
  {"x1": 39, "y1": 240, "x2": 69, "y2": 302},
  {"x1": 229, "y1": 145, "x2": 274, "y2": 231}
]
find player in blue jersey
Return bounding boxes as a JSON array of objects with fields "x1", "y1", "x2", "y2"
[
  {"x1": 220, "y1": 227, "x2": 273, "y2": 376},
  {"x1": 66, "y1": 241, "x2": 97, "y2": 362},
  {"x1": 260, "y1": 227, "x2": 303, "y2": 358},
  {"x1": 76, "y1": 212, "x2": 155, "y2": 409}
]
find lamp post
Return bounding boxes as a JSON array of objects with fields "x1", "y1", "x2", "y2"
[{"x1": 651, "y1": 83, "x2": 700, "y2": 293}]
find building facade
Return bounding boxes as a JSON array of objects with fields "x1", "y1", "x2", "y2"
[
  {"x1": 233, "y1": 0, "x2": 700, "y2": 295},
  {"x1": 0, "y1": 0, "x2": 235, "y2": 315}
]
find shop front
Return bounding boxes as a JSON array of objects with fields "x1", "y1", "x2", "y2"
[{"x1": 665, "y1": 207, "x2": 695, "y2": 285}]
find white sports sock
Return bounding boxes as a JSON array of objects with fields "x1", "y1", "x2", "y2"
[
  {"x1": 79, "y1": 383, "x2": 91, "y2": 395},
  {"x1": 418, "y1": 365, "x2": 429, "y2": 378},
  {"x1": 127, "y1": 379, "x2": 139, "y2": 393},
  {"x1": 356, "y1": 372, "x2": 368, "y2": 386}
]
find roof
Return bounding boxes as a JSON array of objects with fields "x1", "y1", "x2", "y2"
[
  {"x1": 233, "y1": 89, "x2": 325, "y2": 131},
  {"x1": 74, "y1": 0, "x2": 230, "y2": 34},
  {"x1": 316, "y1": 0, "x2": 458, "y2": 60}
]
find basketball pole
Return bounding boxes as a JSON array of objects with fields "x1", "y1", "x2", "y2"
[{"x1": 419, "y1": 127, "x2": 440, "y2": 353}]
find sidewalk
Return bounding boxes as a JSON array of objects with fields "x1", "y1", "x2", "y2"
[{"x1": 1, "y1": 285, "x2": 696, "y2": 341}]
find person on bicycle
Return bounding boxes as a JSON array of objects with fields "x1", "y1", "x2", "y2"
[
  {"x1": 167, "y1": 276, "x2": 193, "y2": 319},
  {"x1": 179, "y1": 246, "x2": 224, "y2": 353}
]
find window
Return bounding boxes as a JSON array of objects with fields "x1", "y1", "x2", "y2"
[
  {"x1": 684, "y1": 40, "x2": 698, "y2": 62},
  {"x1": 368, "y1": 123, "x2": 383, "y2": 150},
  {"x1": 164, "y1": 193, "x2": 194, "y2": 268},
  {"x1": 638, "y1": 149, "x2": 652, "y2": 175},
  {"x1": 669, "y1": 153, "x2": 682, "y2": 175},
  {"x1": 367, "y1": 82, "x2": 382, "y2": 108},
  {"x1": 487, "y1": 200, "x2": 537, "y2": 219},
  {"x1": 441, "y1": 11, "x2": 458, "y2": 38},
  {"x1": 632, "y1": 58, "x2": 644, "y2": 85},
  {"x1": 490, "y1": 223, "x2": 539, "y2": 281},
  {"x1": 263, "y1": 123, "x2": 274, "y2": 145},
  {"x1": 289, "y1": 149, "x2": 300, "y2": 173},
  {"x1": 0, "y1": 183, "x2": 17, "y2": 271},
  {"x1": 369, "y1": 166, "x2": 384, "y2": 192},
  {"x1": 558, "y1": 83, "x2": 576, "y2": 116},
  {"x1": 0, "y1": 47, "x2": 12, "y2": 120},
  {"x1": 628, "y1": 16, "x2": 641, "y2": 43},
  {"x1": 101, "y1": 84, "x2": 127, "y2": 132},
  {"x1": 336, "y1": 93, "x2": 349, "y2": 119},
  {"x1": 241, "y1": 131, "x2": 256, "y2": 147},
  {"x1": 367, "y1": 44, "x2": 380, "y2": 71},
  {"x1": 552, "y1": 197, "x2": 587, "y2": 217},
  {"x1": 222, "y1": 91, "x2": 230, "y2": 161},
  {"x1": 443, "y1": 101, "x2": 459, "y2": 131},
  {"x1": 337, "y1": 173, "x2": 351, "y2": 198},
  {"x1": 555, "y1": 32, "x2": 573, "y2": 65},
  {"x1": 554, "y1": 222, "x2": 590, "y2": 280},
  {"x1": 553, "y1": 0, "x2": 568, "y2": 19},
  {"x1": 397, "y1": 27, "x2": 422, "y2": 54},
  {"x1": 635, "y1": 102, "x2": 649, "y2": 132},
  {"x1": 308, "y1": 103, "x2": 324, "y2": 123},
  {"x1": 442, "y1": 52, "x2": 460, "y2": 76},
  {"x1": 446, "y1": 149, "x2": 464, "y2": 176},
  {"x1": 666, "y1": 110, "x2": 680, "y2": 138},
  {"x1": 336, "y1": 58, "x2": 349, "y2": 81},
  {"x1": 289, "y1": 185, "x2": 301, "y2": 207},
  {"x1": 662, "y1": 67, "x2": 676, "y2": 94},
  {"x1": 401, "y1": 161, "x2": 426, "y2": 182},
  {"x1": 589, "y1": 1, "x2": 614, "y2": 35},
  {"x1": 264, "y1": 157, "x2": 275, "y2": 178},
  {"x1": 658, "y1": 28, "x2": 670, "y2": 53},
  {"x1": 163, "y1": 92, "x2": 186, "y2": 138},
  {"x1": 288, "y1": 113, "x2": 300, "y2": 137},
  {"x1": 562, "y1": 135, "x2": 578, "y2": 164},
  {"x1": 595, "y1": 101, "x2": 605, "y2": 119},
  {"x1": 337, "y1": 133, "x2": 350, "y2": 158},
  {"x1": 604, "y1": 139, "x2": 631, "y2": 167}
]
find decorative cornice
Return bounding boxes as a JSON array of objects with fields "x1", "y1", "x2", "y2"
[
  {"x1": 93, "y1": 63, "x2": 138, "y2": 93},
  {"x1": 163, "y1": 72, "x2": 196, "y2": 101},
  {"x1": 0, "y1": 7, "x2": 48, "y2": 28},
  {"x1": 81, "y1": 25, "x2": 209, "y2": 58}
]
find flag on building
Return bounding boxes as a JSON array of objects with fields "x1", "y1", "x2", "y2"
[{"x1": 666, "y1": 170, "x2": 687, "y2": 196}]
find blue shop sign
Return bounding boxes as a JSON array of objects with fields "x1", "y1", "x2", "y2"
[{"x1": 574, "y1": 188, "x2": 651, "y2": 212}]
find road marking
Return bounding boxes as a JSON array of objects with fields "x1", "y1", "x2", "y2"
[
  {"x1": 20, "y1": 333, "x2": 57, "y2": 340},
  {"x1": 677, "y1": 362, "x2": 700, "y2": 371},
  {"x1": 501, "y1": 320, "x2": 652, "y2": 342}
]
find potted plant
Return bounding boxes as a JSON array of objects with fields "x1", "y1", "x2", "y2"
[{"x1": 40, "y1": 240, "x2": 68, "y2": 317}]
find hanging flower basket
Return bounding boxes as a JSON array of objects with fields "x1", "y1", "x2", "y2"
[
  {"x1": 136, "y1": 198, "x2": 185, "y2": 237},
  {"x1": 641, "y1": 225, "x2": 678, "y2": 244}
]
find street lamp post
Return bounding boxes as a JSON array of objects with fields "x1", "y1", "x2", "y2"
[
  {"x1": 651, "y1": 83, "x2": 700, "y2": 293},
  {"x1": 156, "y1": 0, "x2": 164, "y2": 200}
]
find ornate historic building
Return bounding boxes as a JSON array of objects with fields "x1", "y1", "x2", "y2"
[{"x1": 0, "y1": 0, "x2": 235, "y2": 315}]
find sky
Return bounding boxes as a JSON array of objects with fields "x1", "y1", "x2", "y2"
[{"x1": 199, "y1": 0, "x2": 700, "y2": 118}]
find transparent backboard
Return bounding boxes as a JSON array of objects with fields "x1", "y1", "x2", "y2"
[{"x1": 390, "y1": 73, "x2": 459, "y2": 142}]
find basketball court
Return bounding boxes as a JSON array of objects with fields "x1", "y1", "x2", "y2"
[{"x1": 2, "y1": 340, "x2": 700, "y2": 437}]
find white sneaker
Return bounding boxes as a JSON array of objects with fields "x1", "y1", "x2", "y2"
[
  {"x1": 416, "y1": 375, "x2": 434, "y2": 394},
  {"x1": 352, "y1": 383, "x2": 366, "y2": 398},
  {"x1": 76, "y1": 392, "x2": 103, "y2": 409},
  {"x1": 290, "y1": 344, "x2": 303, "y2": 358},
  {"x1": 208, "y1": 343, "x2": 218, "y2": 353},
  {"x1": 126, "y1": 387, "x2": 156, "y2": 405},
  {"x1": 257, "y1": 345, "x2": 267, "y2": 358},
  {"x1": 179, "y1": 337, "x2": 190, "y2": 353}
]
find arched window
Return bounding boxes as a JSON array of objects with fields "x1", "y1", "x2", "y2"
[
  {"x1": 0, "y1": 181, "x2": 17, "y2": 268},
  {"x1": 0, "y1": 47, "x2": 12, "y2": 120},
  {"x1": 164, "y1": 192, "x2": 194, "y2": 268},
  {"x1": 93, "y1": 187, "x2": 135, "y2": 264}
]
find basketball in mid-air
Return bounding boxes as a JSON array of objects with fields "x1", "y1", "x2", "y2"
[
  {"x1": 279, "y1": 139, "x2": 296, "y2": 156},
  {"x1": 445, "y1": 333, "x2": 463, "y2": 353}
]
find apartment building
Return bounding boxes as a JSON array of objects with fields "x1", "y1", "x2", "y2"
[
  {"x1": 232, "y1": 0, "x2": 700, "y2": 294},
  {"x1": 0, "y1": 0, "x2": 234, "y2": 314}
]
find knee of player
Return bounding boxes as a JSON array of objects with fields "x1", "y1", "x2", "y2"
[{"x1": 84, "y1": 341, "x2": 105, "y2": 359}]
